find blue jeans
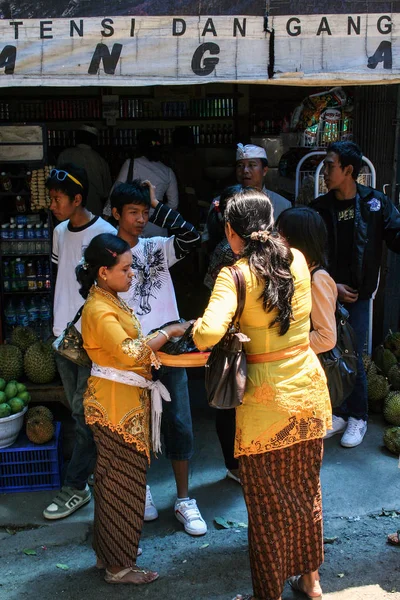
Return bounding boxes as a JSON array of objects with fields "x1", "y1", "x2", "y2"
[
  {"x1": 55, "y1": 354, "x2": 96, "y2": 489},
  {"x1": 337, "y1": 299, "x2": 369, "y2": 421},
  {"x1": 153, "y1": 366, "x2": 194, "y2": 461}
]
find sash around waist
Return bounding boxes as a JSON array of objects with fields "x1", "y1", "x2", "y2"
[{"x1": 246, "y1": 342, "x2": 310, "y2": 364}]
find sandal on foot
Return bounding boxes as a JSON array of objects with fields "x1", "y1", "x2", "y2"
[
  {"x1": 387, "y1": 531, "x2": 400, "y2": 546},
  {"x1": 289, "y1": 576, "x2": 322, "y2": 600},
  {"x1": 96, "y1": 547, "x2": 142, "y2": 569},
  {"x1": 104, "y1": 566, "x2": 158, "y2": 585}
]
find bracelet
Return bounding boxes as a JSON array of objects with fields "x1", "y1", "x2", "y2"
[{"x1": 159, "y1": 329, "x2": 170, "y2": 341}]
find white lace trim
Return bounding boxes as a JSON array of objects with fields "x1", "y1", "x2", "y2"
[{"x1": 91, "y1": 363, "x2": 171, "y2": 454}]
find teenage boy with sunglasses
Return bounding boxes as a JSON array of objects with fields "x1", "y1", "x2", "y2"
[
  {"x1": 43, "y1": 164, "x2": 116, "y2": 520},
  {"x1": 111, "y1": 180, "x2": 207, "y2": 536}
]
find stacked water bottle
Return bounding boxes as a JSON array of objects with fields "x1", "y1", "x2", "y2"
[
  {"x1": 2, "y1": 258, "x2": 51, "y2": 293},
  {"x1": 0, "y1": 215, "x2": 50, "y2": 254},
  {"x1": 4, "y1": 296, "x2": 52, "y2": 342}
]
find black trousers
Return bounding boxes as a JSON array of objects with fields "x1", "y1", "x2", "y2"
[{"x1": 215, "y1": 408, "x2": 239, "y2": 471}]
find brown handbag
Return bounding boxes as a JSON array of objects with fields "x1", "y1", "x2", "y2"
[
  {"x1": 205, "y1": 265, "x2": 249, "y2": 409},
  {"x1": 52, "y1": 306, "x2": 92, "y2": 369}
]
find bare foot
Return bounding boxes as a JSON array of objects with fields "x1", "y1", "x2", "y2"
[
  {"x1": 105, "y1": 565, "x2": 159, "y2": 585},
  {"x1": 297, "y1": 574, "x2": 323, "y2": 598},
  {"x1": 388, "y1": 532, "x2": 400, "y2": 546}
]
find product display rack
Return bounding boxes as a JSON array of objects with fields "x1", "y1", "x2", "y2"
[{"x1": 0, "y1": 125, "x2": 53, "y2": 345}]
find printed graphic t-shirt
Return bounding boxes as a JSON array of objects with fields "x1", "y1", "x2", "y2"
[
  {"x1": 52, "y1": 216, "x2": 116, "y2": 336},
  {"x1": 119, "y1": 236, "x2": 180, "y2": 335}
]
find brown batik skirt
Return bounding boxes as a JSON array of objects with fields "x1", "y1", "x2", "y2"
[
  {"x1": 239, "y1": 439, "x2": 324, "y2": 600},
  {"x1": 90, "y1": 423, "x2": 147, "y2": 567}
]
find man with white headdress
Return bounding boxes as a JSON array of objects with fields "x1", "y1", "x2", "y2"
[
  {"x1": 57, "y1": 124, "x2": 112, "y2": 216},
  {"x1": 203, "y1": 143, "x2": 291, "y2": 484}
]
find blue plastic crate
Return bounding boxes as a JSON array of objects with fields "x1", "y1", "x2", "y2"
[{"x1": 0, "y1": 422, "x2": 63, "y2": 493}]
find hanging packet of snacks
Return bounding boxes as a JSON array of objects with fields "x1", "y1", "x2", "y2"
[{"x1": 29, "y1": 165, "x2": 54, "y2": 211}]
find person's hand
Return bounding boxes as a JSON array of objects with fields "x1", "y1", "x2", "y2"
[
  {"x1": 142, "y1": 180, "x2": 158, "y2": 208},
  {"x1": 165, "y1": 321, "x2": 193, "y2": 338},
  {"x1": 337, "y1": 283, "x2": 359, "y2": 304}
]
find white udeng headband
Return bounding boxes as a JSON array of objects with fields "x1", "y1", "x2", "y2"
[{"x1": 236, "y1": 143, "x2": 268, "y2": 161}]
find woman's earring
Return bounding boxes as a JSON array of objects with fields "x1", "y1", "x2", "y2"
[{"x1": 102, "y1": 276, "x2": 107, "y2": 281}]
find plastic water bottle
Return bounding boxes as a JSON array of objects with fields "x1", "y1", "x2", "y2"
[
  {"x1": 16, "y1": 299, "x2": 29, "y2": 327},
  {"x1": 27, "y1": 297, "x2": 40, "y2": 336},
  {"x1": 39, "y1": 297, "x2": 52, "y2": 341},
  {"x1": 36, "y1": 259, "x2": 44, "y2": 289},
  {"x1": 4, "y1": 300, "x2": 16, "y2": 341},
  {"x1": 3, "y1": 260, "x2": 10, "y2": 292},
  {"x1": 15, "y1": 257, "x2": 26, "y2": 290}
]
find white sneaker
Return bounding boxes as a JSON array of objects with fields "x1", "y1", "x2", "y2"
[
  {"x1": 324, "y1": 415, "x2": 347, "y2": 439},
  {"x1": 174, "y1": 498, "x2": 207, "y2": 536},
  {"x1": 341, "y1": 417, "x2": 367, "y2": 448},
  {"x1": 144, "y1": 485, "x2": 158, "y2": 521}
]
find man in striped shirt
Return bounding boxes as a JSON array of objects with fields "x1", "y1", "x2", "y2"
[{"x1": 112, "y1": 180, "x2": 207, "y2": 537}]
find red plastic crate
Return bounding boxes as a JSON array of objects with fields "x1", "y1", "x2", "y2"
[{"x1": 0, "y1": 422, "x2": 63, "y2": 493}]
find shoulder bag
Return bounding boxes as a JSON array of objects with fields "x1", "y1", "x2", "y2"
[
  {"x1": 52, "y1": 306, "x2": 92, "y2": 368},
  {"x1": 205, "y1": 265, "x2": 249, "y2": 409},
  {"x1": 311, "y1": 267, "x2": 358, "y2": 408}
]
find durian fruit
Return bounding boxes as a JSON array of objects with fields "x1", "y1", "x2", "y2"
[
  {"x1": 0, "y1": 344, "x2": 24, "y2": 382},
  {"x1": 383, "y1": 426, "x2": 400, "y2": 454},
  {"x1": 382, "y1": 349, "x2": 397, "y2": 377},
  {"x1": 373, "y1": 345, "x2": 386, "y2": 372},
  {"x1": 383, "y1": 391, "x2": 400, "y2": 426},
  {"x1": 362, "y1": 354, "x2": 378, "y2": 377},
  {"x1": 388, "y1": 364, "x2": 400, "y2": 391},
  {"x1": 26, "y1": 416, "x2": 55, "y2": 444},
  {"x1": 26, "y1": 405, "x2": 53, "y2": 423},
  {"x1": 367, "y1": 373, "x2": 390, "y2": 413},
  {"x1": 24, "y1": 342, "x2": 56, "y2": 384},
  {"x1": 384, "y1": 330, "x2": 400, "y2": 359},
  {"x1": 11, "y1": 327, "x2": 38, "y2": 353}
]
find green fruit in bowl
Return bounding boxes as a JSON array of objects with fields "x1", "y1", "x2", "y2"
[
  {"x1": 8, "y1": 397, "x2": 25, "y2": 414},
  {"x1": 18, "y1": 391, "x2": 31, "y2": 406},
  {"x1": 5, "y1": 382, "x2": 18, "y2": 400},
  {"x1": 0, "y1": 403, "x2": 11, "y2": 418},
  {"x1": 16, "y1": 383, "x2": 27, "y2": 394},
  {"x1": 0, "y1": 391, "x2": 6, "y2": 404},
  {"x1": 0, "y1": 378, "x2": 6, "y2": 391}
]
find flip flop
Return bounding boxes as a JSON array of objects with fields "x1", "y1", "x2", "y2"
[
  {"x1": 288, "y1": 576, "x2": 322, "y2": 600},
  {"x1": 104, "y1": 566, "x2": 159, "y2": 585},
  {"x1": 387, "y1": 531, "x2": 400, "y2": 546}
]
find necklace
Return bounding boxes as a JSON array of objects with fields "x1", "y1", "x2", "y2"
[{"x1": 92, "y1": 285, "x2": 132, "y2": 314}]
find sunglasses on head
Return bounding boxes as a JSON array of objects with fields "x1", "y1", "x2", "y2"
[{"x1": 50, "y1": 168, "x2": 83, "y2": 189}]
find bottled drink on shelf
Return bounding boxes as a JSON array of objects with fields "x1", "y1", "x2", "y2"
[
  {"x1": 3, "y1": 260, "x2": 10, "y2": 292},
  {"x1": 16, "y1": 195, "x2": 27, "y2": 213},
  {"x1": 26, "y1": 224, "x2": 35, "y2": 239},
  {"x1": 16, "y1": 224, "x2": 25, "y2": 239},
  {"x1": 0, "y1": 172, "x2": 12, "y2": 192},
  {"x1": 25, "y1": 171, "x2": 32, "y2": 185},
  {"x1": 9, "y1": 224, "x2": 16, "y2": 239},
  {"x1": 15, "y1": 257, "x2": 27, "y2": 290},
  {"x1": 36, "y1": 259, "x2": 44, "y2": 289},
  {"x1": 26, "y1": 261, "x2": 37, "y2": 290},
  {"x1": 39, "y1": 297, "x2": 52, "y2": 341},
  {"x1": 10, "y1": 259, "x2": 18, "y2": 291},
  {"x1": 28, "y1": 297, "x2": 40, "y2": 337},
  {"x1": 4, "y1": 300, "x2": 16, "y2": 341},
  {"x1": 16, "y1": 299, "x2": 29, "y2": 327},
  {"x1": 43, "y1": 223, "x2": 50, "y2": 239},
  {"x1": 0, "y1": 223, "x2": 9, "y2": 239},
  {"x1": 43, "y1": 259, "x2": 51, "y2": 290}
]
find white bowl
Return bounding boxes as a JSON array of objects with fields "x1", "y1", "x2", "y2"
[{"x1": 0, "y1": 406, "x2": 27, "y2": 449}]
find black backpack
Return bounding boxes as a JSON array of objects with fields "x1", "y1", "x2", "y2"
[{"x1": 311, "y1": 267, "x2": 358, "y2": 408}]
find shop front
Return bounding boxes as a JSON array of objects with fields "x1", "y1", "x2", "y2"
[{"x1": 0, "y1": 0, "x2": 399, "y2": 379}]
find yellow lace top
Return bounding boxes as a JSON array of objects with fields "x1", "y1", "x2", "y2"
[
  {"x1": 193, "y1": 249, "x2": 332, "y2": 457},
  {"x1": 82, "y1": 285, "x2": 160, "y2": 459}
]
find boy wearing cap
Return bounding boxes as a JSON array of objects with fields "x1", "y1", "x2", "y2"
[
  {"x1": 57, "y1": 125, "x2": 112, "y2": 217},
  {"x1": 43, "y1": 163, "x2": 116, "y2": 520}
]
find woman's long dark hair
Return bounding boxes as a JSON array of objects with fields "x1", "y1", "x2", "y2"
[
  {"x1": 75, "y1": 233, "x2": 130, "y2": 299},
  {"x1": 276, "y1": 206, "x2": 328, "y2": 269},
  {"x1": 224, "y1": 189, "x2": 294, "y2": 336}
]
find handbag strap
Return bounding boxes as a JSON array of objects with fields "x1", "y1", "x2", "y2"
[
  {"x1": 127, "y1": 157, "x2": 134, "y2": 183},
  {"x1": 229, "y1": 265, "x2": 246, "y2": 325},
  {"x1": 71, "y1": 306, "x2": 84, "y2": 325}
]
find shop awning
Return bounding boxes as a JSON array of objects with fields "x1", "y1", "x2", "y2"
[{"x1": 0, "y1": 1, "x2": 399, "y2": 86}]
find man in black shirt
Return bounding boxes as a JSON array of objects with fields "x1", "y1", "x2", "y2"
[{"x1": 312, "y1": 141, "x2": 400, "y2": 448}]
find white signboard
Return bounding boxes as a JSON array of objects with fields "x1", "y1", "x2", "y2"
[{"x1": 0, "y1": 14, "x2": 398, "y2": 86}]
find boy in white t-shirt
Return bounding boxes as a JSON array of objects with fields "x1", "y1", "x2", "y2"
[
  {"x1": 111, "y1": 180, "x2": 207, "y2": 536},
  {"x1": 43, "y1": 163, "x2": 116, "y2": 521}
]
